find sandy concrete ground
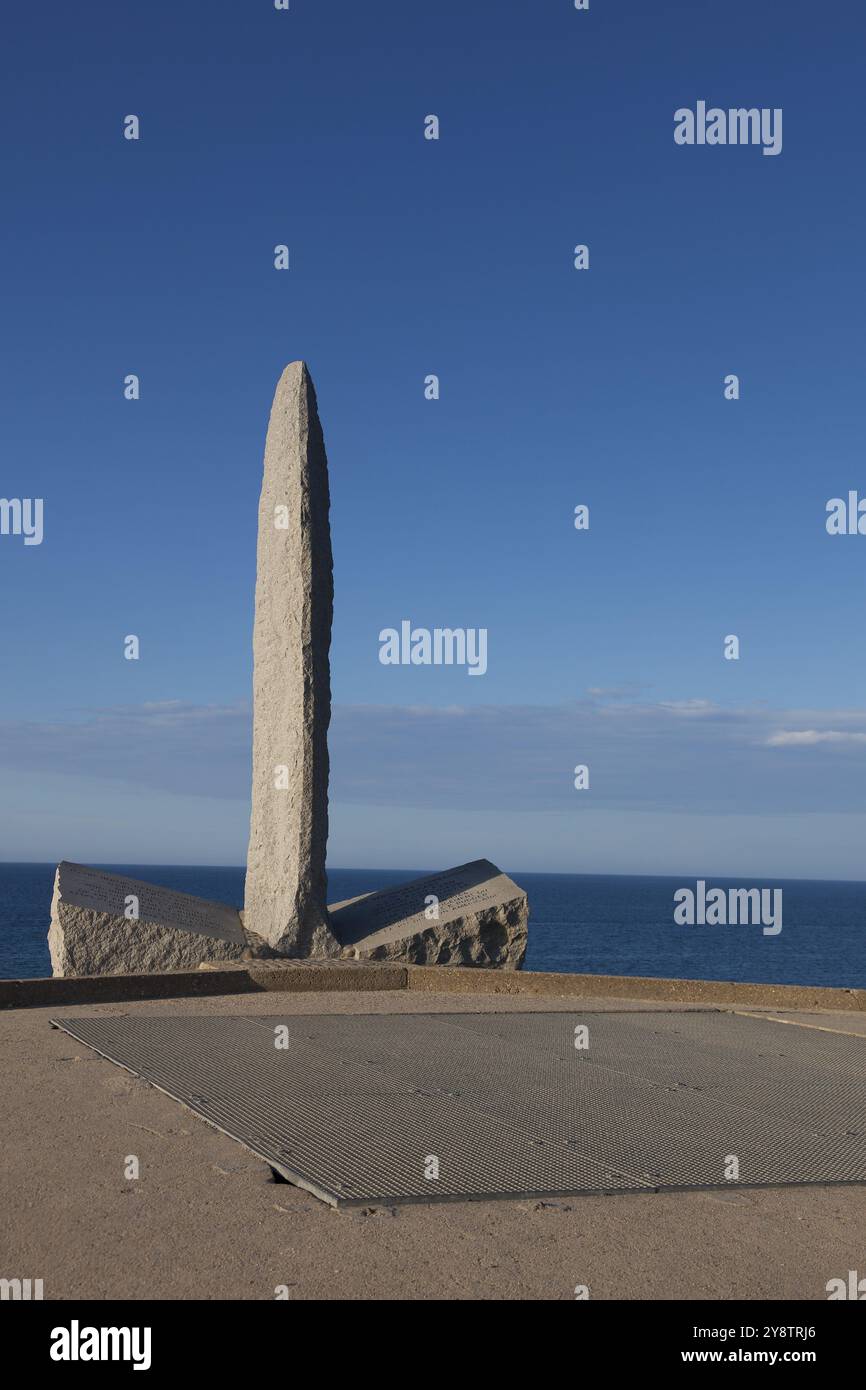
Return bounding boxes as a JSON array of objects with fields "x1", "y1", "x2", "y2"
[{"x1": 1, "y1": 990, "x2": 863, "y2": 1301}]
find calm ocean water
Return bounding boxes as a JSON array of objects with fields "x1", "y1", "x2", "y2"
[{"x1": 2, "y1": 863, "x2": 865, "y2": 987}]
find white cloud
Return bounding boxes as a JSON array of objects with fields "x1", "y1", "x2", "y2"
[
  {"x1": 5, "y1": 696, "x2": 866, "y2": 819},
  {"x1": 657, "y1": 699, "x2": 720, "y2": 717},
  {"x1": 765, "y1": 730, "x2": 866, "y2": 747}
]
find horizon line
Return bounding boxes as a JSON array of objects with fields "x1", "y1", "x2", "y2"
[{"x1": 3, "y1": 861, "x2": 866, "y2": 887}]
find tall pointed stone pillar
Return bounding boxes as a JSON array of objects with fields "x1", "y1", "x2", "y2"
[{"x1": 244, "y1": 362, "x2": 340, "y2": 957}]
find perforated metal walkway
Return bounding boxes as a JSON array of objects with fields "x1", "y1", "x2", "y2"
[{"x1": 51, "y1": 1010, "x2": 866, "y2": 1207}]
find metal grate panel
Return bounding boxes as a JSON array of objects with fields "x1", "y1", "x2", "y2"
[{"x1": 51, "y1": 1010, "x2": 866, "y2": 1207}]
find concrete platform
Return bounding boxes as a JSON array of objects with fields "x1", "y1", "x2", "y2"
[{"x1": 2, "y1": 988, "x2": 865, "y2": 1300}]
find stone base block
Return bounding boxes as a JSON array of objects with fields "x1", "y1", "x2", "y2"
[
  {"x1": 48, "y1": 862, "x2": 249, "y2": 978},
  {"x1": 328, "y1": 859, "x2": 528, "y2": 969}
]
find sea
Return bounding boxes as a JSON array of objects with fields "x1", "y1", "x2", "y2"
[{"x1": 2, "y1": 863, "x2": 865, "y2": 987}]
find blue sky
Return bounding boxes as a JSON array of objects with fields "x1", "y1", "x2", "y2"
[{"x1": 2, "y1": 0, "x2": 866, "y2": 875}]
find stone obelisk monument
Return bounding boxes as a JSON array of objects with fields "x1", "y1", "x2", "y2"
[
  {"x1": 47, "y1": 359, "x2": 527, "y2": 976},
  {"x1": 244, "y1": 362, "x2": 341, "y2": 957}
]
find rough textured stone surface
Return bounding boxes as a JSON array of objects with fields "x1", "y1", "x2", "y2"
[
  {"x1": 48, "y1": 863, "x2": 249, "y2": 977},
  {"x1": 329, "y1": 859, "x2": 528, "y2": 968},
  {"x1": 244, "y1": 362, "x2": 340, "y2": 958}
]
